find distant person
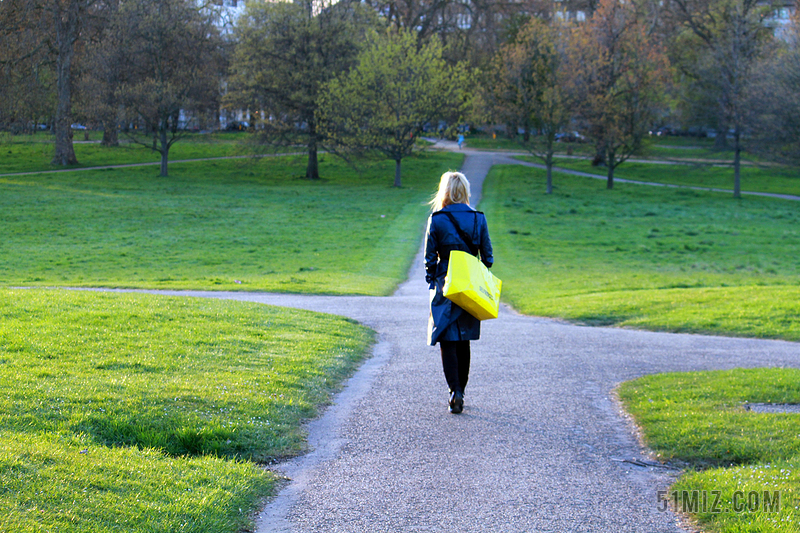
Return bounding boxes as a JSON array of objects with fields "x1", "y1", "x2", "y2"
[
  {"x1": 457, "y1": 133, "x2": 464, "y2": 149},
  {"x1": 424, "y1": 171, "x2": 493, "y2": 414}
]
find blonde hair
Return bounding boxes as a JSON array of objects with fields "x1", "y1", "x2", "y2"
[{"x1": 430, "y1": 171, "x2": 471, "y2": 212}]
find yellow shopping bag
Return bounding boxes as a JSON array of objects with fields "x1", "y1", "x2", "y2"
[{"x1": 443, "y1": 250, "x2": 502, "y2": 320}]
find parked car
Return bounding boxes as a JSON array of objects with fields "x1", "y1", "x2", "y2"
[
  {"x1": 555, "y1": 131, "x2": 586, "y2": 143},
  {"x1": 70, "y1": 123, "x2": 87, "y2": 130},
  {"x1": 649, "y1": 126, "x2": 675, "y2": 136}
]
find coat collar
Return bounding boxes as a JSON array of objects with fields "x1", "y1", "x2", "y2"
[{"x1": 441, "y1": 202, "x2": 475, "y2": 212}]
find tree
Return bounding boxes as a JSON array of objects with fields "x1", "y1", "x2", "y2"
[
  {"x1": 226, "y1": 0, "x2": 378, "y2": 180},
  {"x1": 484, "y1": 18, "x2": 571, "y2": 194},
  {"x1": 361, "y1": 0, "x2": 541, "y2": 67},
  {"x1": 668, "y1": 0, "x2": 775, "y2": 198},
  {"x1": 0, "y1": 1, "x2": 55, "y2": 133},
  {"x1": 114, "y1": 0, "x2": 224, "y2": 177},
  {"x1": 0, "y1": 0, "x2": 102, "y2": 164},
  {"x1": 77, "y1": 0, "x2": 123, "y2": 146},
  {"x1": 49, "y1": 0, "x2": 106, "y2": 164},
  {"x1": 749, "y1": 10, "x2": 800, "y2": 164},
  {"x1": 318, "y1": 28, "x2": 472, "y2": 188},
  {"x1": 566, "y1": 0, "x2": 671, "y2": 189},
  {"x1": 51, "y1": 0, "x2": 95, "y2": 163}
]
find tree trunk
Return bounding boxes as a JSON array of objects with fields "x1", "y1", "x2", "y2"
[
  {"x1": 51, "y1": 1, "x2": 79, "y2": 166},
  {"x1": 101, "y1": 121, "x2": 119, "y2": 147},
  {"x1": 160, "y1": 127, "x2": 169, "y2": 177},
  {"x1": 545, "y1": 150, "x2": 553, "y2": 195},
  {"x1": 306, "y1": 132, "x2": 319, "y2": 180},
  {"x1": 170, "y1": 109, "x2": 180, "y2": 134},
  {"x1": 394, "y1": 158, "x2": 402, "y2": 187},
  {"x1": 713, "y1": 126, "x2": 729, "y2": 151},
  {"x1": 606, "y1": 149, "x2": 615, "y2": 190},
  {"x1": 53, "y1": 121, "x2": 76, "y2": 165},
  {"x1": 506, "y1": 123, "x2": 515, "y2": 139},
  {"x1": 592, "y1": 144, "x2": 605, "y2": 167},
  {"x1": 733, "y1": 128, "x2": 741, "y2": 199},
  {"x1": 98, "y1": 68, "x2": 119, "y2": 144}
]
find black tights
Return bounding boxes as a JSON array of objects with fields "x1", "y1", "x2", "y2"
[{"x1": 440, "y1": 340, "x2": 470, "y2": 394}]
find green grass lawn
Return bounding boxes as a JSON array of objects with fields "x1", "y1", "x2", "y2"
[
  {"x1": 0, "y1": 131, "x2": 291, "y2": 175},
  {"x1": 644, "y1": 142, "x2": 733, "y2": 161},
  {"x1": 464, "y1": 132, "x2": 738, "y2": 161},
  {"x1": 619, "y1": 368, "x2": 800, "y2": 533},
  {"x1": 637, "y1": 135, "x2": 740, "y2": 161},
  {"x1": 481, "y1": 164, "x2": 800, "y2": 341},
  {"x1": 0, "y1": 151, "x2": 463, "y2": 295},
  {"x1": 521, "y1": 156, "x2": 800, "y2": 197},
  {"x1": 463, "y1": 133, "x2": 596, "y2": 156},
  {"x1": 0, "y1": 288, "x2": 373, "y2": 532}
]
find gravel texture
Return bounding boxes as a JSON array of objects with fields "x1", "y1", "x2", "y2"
[{"x1": 745, "y1": 403, "x2": 800, "y2": 414}]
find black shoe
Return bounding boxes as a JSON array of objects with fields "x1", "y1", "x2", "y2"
[{"x1": 449, "y1": 390, "x2": 464, "y2": 414}]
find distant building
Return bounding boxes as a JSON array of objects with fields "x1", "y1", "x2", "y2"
[
  {"x1": 553, "y1": 0, "x2": 586, "y2": 23},
  {"x1": 211, "y1": 0, "x2": 247, "y2": 34},
  {"x1": 766, "y1": 1, "x2": 796, "y2": 40}
]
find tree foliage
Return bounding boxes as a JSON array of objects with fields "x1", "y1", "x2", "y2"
[
  {"x1": 114, "y1": 0, "x2": 224, "y2": 177},
  {"x1": 318, "y1": 28, "x2": 472, "y2": 187},
  {"x1": 0, "y1": 0, "x2": 103, "y2": 164},
  {"x1": 226, "y1": 0, "x2": 378, "y2": 180},
  {"x1": 76, "y1": 0, "x2": 124, "y2": 146},
  {"x1": 0, "y1": 0, "x2": 796, "y2": 191},
  {"x1": 361, "y1": 0, "x2": 545, "y2": 66},
  {"x1": 483, "y1": 18, "x2": 571, "y2": 194},
  {"x1": 668, "y1": 0, "x2": 775, "y2": 198},
  {"x1": 49, "y1": 0, "x2": 100, "y2": 165},
  {"x1": 566, "y1": 0, "x2": 671, "y2": 189},
  {"x1": 748, "y1": 10, "x2": 800, "y2": 165},
  {"x1": 0, "y1": 2, "x2": 54, "y2": 135}
]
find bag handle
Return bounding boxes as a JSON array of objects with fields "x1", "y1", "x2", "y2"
[{"x1": 435, "y1": 210, "x2": 480, "y2": 257}]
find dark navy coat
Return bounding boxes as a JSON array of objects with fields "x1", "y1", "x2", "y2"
[{"x1": 424, "y1": 203, "x2": 493, "y2": 346}]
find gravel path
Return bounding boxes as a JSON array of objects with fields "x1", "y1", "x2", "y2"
[{"x1": 103, "y1": 150, "x2": 800, "y2": 531}]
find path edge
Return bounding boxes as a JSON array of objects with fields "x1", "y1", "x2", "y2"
[{"x1": 254, "y1": 338, "x2": 393, "y2": 533}]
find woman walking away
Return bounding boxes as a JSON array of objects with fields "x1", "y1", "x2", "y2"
[{"x1": 424, "y1": 171, "x2": 493, "y2": 414}]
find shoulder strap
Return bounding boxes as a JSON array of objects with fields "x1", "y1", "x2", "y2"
[{"x1": 433, "y1": 210, "x2": 480, "y2": 256}]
